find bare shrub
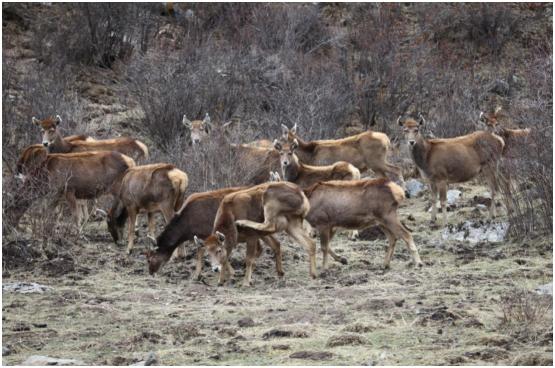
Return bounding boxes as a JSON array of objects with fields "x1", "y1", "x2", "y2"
[{"x1": 499, "y1": 289, "x2": 552, "y2": 344}]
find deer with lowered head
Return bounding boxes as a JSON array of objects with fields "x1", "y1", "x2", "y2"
[
  {"x1": 399, "y1": 114, "x2": 505, "y2": 226},
  {"x1": 33, "y1": 115, "x2": 149, "y2": 160},
  {"x1": 280, "y1": 123, "x2": 403, "y2": 185},
  {"x1": 194, "y1": 181, "x2": 316, "y2": 286},
  {"x1": 5, "y1": 151, "x2": 136, "y2": 230},
  {"x1": 145, "y1": 186, "x2": 284, "y2": 281},
  {"x1": 107, "y1": 163, "x2": 189, "y2": 254},
  {"x1": 477, "y1": 107, "x2": 531, "y2": 156}
]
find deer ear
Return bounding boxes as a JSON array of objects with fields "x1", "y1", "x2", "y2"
[
  {"x1": 418, "y1": 113, "x2": 425, "y2": 126},
  {"x1": 291, "y1": 123, "x2": 297, "y2": 134},
  {"x1": 281, "y1": 124, "x2": 289, "y2": 136},
  {"x1": 291, "y1": 139, "x2": 299, "y2": 150},
  {"x1": 396, "y1": 116, "x2": 403, "y2": 127},
  {"x1": 273, "y1": 139, "x2": 282, "y2": 151},
  {"x1": 203, "y1": 113, "x2": 211, "y2": 124},
  {"x1": 193, "y1": 235, "x2": 204, "y2": 247},
  {"x1": 215, "y1": 231, "x2": 226, "y2": 244},
  {"x1": 32, "y1": 117, "x2": 40, "y2": 126},
  {"x1": 183, "y1": 115, "x2": 192, "y2": 128},
  {"x1": 55, "y1": 115, "x2": 62, "y2": 126}
]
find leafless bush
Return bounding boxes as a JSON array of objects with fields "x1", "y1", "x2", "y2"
[{"x1": 499, "y1": 289, "x2": 552, "y2": 344}]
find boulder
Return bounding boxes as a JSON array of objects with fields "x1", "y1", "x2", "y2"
[{"x1": 21, "y1": 355, "x2": 85, "y2": 366}]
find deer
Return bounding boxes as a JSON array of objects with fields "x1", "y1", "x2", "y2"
[
  {"x1": 5, "y1": 151, "x2": 136, "y2": 230},
  {"x1": 477, "y1": 107, "x2": 531, "y2": 156},
  {"x1": 145, "y1": 186, "x2": 284, "y2": 284},
  {"x1": 33, "y1": 115, "x2": 149, "y2": 160},
  {"x1": 303, "y1": 178, "x2": 422, "y2": 269},
  {"x1": 107, "y1": 164, "x2": 189, "y2": 254},
  {"x1": 182, "y1": 113, "x2": 212, "y2": 146},
  {"x1": 279, "y1": 123, "x2": 403, "y2": 185},
  {"x1": 399, "y1": 114, "x2": 506, "y2": 226},
  {"x1": 273, "y1": 138, "x2": 361, "y2": 241},
  {"x1": 193, "y1": 181, "x2": 316, "y2": 286}
]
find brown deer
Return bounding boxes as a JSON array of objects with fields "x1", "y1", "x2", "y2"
[
  {"x1": 478, "y1": 107, "x2": 531, "y2": 156},
  {"x1": 399, "y1": 114, "x2": 505, "y2": 225},
  {"x1": 5, "y1": 151, "x2": 136, "y2": 229},
  {"x1": 194, "y1": 182, "x2": 316, "y2": 286},
  {"x1": 304, "y1": 179, "x2": 422, "y2": 269},
  {"x1": 182, "y1": 113, "x2": 212, "y2": 146},
  {"x1": 107, "y1": 164, "x2": 189, "y2": 254},
  {"x1": 145, "y1": 187, "x2": 284, "y2": 284},
  {"x1": 273, "y1": 138, "x2": 361, "y2": 241},
  {"x1": 280, "y1": 124, "x2": 403, "y2": 184},
  {"x1": 33, "y1": 115, "x2": 149, "y2": 160}
]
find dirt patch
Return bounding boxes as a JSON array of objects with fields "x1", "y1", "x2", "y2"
[
  {"x1": 326, "y1": 333, "x2": 368, "y2": 347},
  {"x1": 289, "y1": 351, "x2": 333, "y2": 361},
  {"x1": 262, "y1": 328, "x2": 309, "y2": 339},
  {"x1": 40, "y1": 257, "x2": 75, "y2": 277}
]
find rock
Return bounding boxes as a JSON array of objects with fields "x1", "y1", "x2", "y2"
[
  {"x1": 262, "y1": 328, "x2": 308, "y2": 339},
  {"x1": 446, "y1": 189, "x2": 462, "y2": 205},
  {"x1": 441, "y1": 221, "x2": 508, "y2": 243},
  {"x1": 2, "y1": 282, "x2": 51, "y2": 294},
  {"x1": 131, "y1": 352, "x2": 158, "y2": 366},
  {"x1": 326, "y1": 333, "x2": 368, "y2": 347},
  {"x1": 535, "y1": 282, "x2": 553, "y2": 295},
  {"x1": 2, "y1": 345, "x2": 12, "y2": 356},
  {"x1": 405, "y1": 179, "x2": 425, "y2": 198},
  {"x1": 289, "y1": 351, "x2": 333, "y2": 361},
  {"x1": 21, "y1": 355, "x2": 85, "y2": 366},
  {"x1": 237, "y1": 317, "x2": 255, "y2": 328}
]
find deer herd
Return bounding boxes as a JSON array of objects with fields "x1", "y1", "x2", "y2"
[{"x1": 7, "y1": 107, "x2": 530, "y2": 287}]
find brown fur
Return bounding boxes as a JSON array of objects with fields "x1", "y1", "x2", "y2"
[
  {"x1": 281, "y1": 124, "x2": 402, "y2": 182},
  {"x1": 6, "y1": 151, "x2": 136, "y2": 229},
  {"x1": 303, "y1": 179, "x2": 422, "y2": 269},
  {"x1": 478, "y1": 108, "x2": 531, "y2": 156},
  {"x1": 400, "y1": 116, "x2": 505, "y2": 225},
  {"x1": 107, "y1": 164, "x2": 189, "y2": 254},
  {"x1": 197, "y1": 181, "x2": 316, "y2": 286},
  {"x1": 33, "y1": 116, "x2": 148, "y2": 160}
]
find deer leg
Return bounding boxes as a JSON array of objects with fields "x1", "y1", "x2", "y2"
[
  {"x1": 192, "y1": 246, "x2": 205, "y2": 280},
  {"x1": 243, "y1": 238, "x2": 258, "y2": 287},
  {"x1": 379, "y1": 225, "x2": 397, "y2": 269},
  {"x1": 147, "y1": 212, "x2": 156, "y2": 239},
  {"x1": 384, "y1": 213, "x2": 422, "y2": 267},
  {"x1": 484, "y1": 170, "x2": 499, "y2": 219},
  {"x1": 261, "y1": 236, "x2": 284, "y2": 277},
  {"x1": 429, "y1": 181, "x2": 438, "y2": 223},
  {"x1": 286, "y1": 217, "x2": 317, "y2": 279},
  {"x1": 319, "y1": 228, "x2": 331, "y2": 270},
  {"x1": 235, "y1": 202, "x2": 279, "y2": 233},
  {"x1": 126, "y1": 208, "x2": 138, "y2": 255},
  {"x1": 438, "y1": 181, "x2": 448, "y2": 226},
  {"x1": 65, "y1": 191, "x2": 81, "y2": 228}
]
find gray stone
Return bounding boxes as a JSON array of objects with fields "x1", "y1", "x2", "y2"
[
  {"x1": 131, "y1": 352, "x2": 157, "y2": 366},
  {"x1": 3, "y1": 282, "x2": 51, "y2": 294},
  {"x1": 446, "y1": 190, "x2": 462, "y2": 205},
  {"x1": 535, "y1": 283, "x2": 553, "y2": 296},
  {"x1": 405, "y1": 179, "x2": 425, "y2": 198},
  {"x1": 441, "y1": 221, "x2": 508, "y2": 244},
  {"x1": 21, "y1": 355, "x2": 85, "y2": 366}
]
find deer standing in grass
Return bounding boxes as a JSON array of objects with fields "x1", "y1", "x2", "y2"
[
  {"x1": 303, "y1": 179, "x2": 422, "y2": 269},
  {"x1": 280, "y1": 124, "x2": 403, "y2": 185},
  {"x1": 107, "y1": 164, "x2": 189, "y2": 254},
  {"x1": 145, "y1": 186, "x2": 284, "y2": 281},
  {"x1": 399, "y1": 114, "x2": 505, "y2": 226},
  {"x1": 194, "y1": 181, "x2": 316, "y2": 286},
  {"x1": 33, "y1": 115, "x2": 149, "y2": 160}
]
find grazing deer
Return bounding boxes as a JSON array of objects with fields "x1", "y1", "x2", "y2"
[
  {"x1": 145, "y1": 187, "x2": 284, "y2": 284},
  {"x1": 5, "y1": 151, "x2": 135, "y2": 229},
  {"x1": 33, "y1": 115, "x2": 149, "y2": 160},
  {"x1": 399, "y1": 114, "x2": 505, "y2": 225},
  {"x1": 194, "y1": 181, "x2": 316, "y2": 286},
  {"x1": 304, "y1": 179, "x2": 422, "y2": 269},
  {"x1": 280, "y1": 124, "x2": 403, "y2": 185},
  {"x1": 107, "y1": 164, "x2": 189, "y2": 254},
  {"x1": 478, "y1": 107, "x2": 531, "y2": 156}
]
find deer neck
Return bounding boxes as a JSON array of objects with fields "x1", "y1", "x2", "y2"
[
  {"x1": 283, "y1": 161, "x2": 300, "y2": 182},
  {"x1": 410, "y1": 137, "x2": 430, "y2": 176},
  {"x1": 49, "y1": 133, "x2": 72, "y2": 153}
]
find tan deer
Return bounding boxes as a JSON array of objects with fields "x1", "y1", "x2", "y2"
[
  {"x1": 280, "y1": 124, "x2": 403, "y2": 185},
  {"x1": 478, "y1": 107, "x2": 531, "y2": 156},
  {"x1": 145, "y1": 186, "x2": 284, "y2": 281},
  {"x1": 33, "y1": 115, "x2": 149, "y2": 160},
  {"x1": 194, "y1": 182, "x2": 316, "y2": 286},
  {"x1": 304, "y1": 178, "x2": 422, "y2": 269},
  {"x1": 107, "y1": 164, "x2": 189, "y2": 254},
  {"x1": 5, "y1": 151, "x2": 135, "y2": 229},
  {"x1": 399, "y1": 114, "x2": 505, "y2": 225}
]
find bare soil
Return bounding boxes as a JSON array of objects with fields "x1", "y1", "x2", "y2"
[{"x1": 2, "y1": 182, "x2": 552, "y2": 365}]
